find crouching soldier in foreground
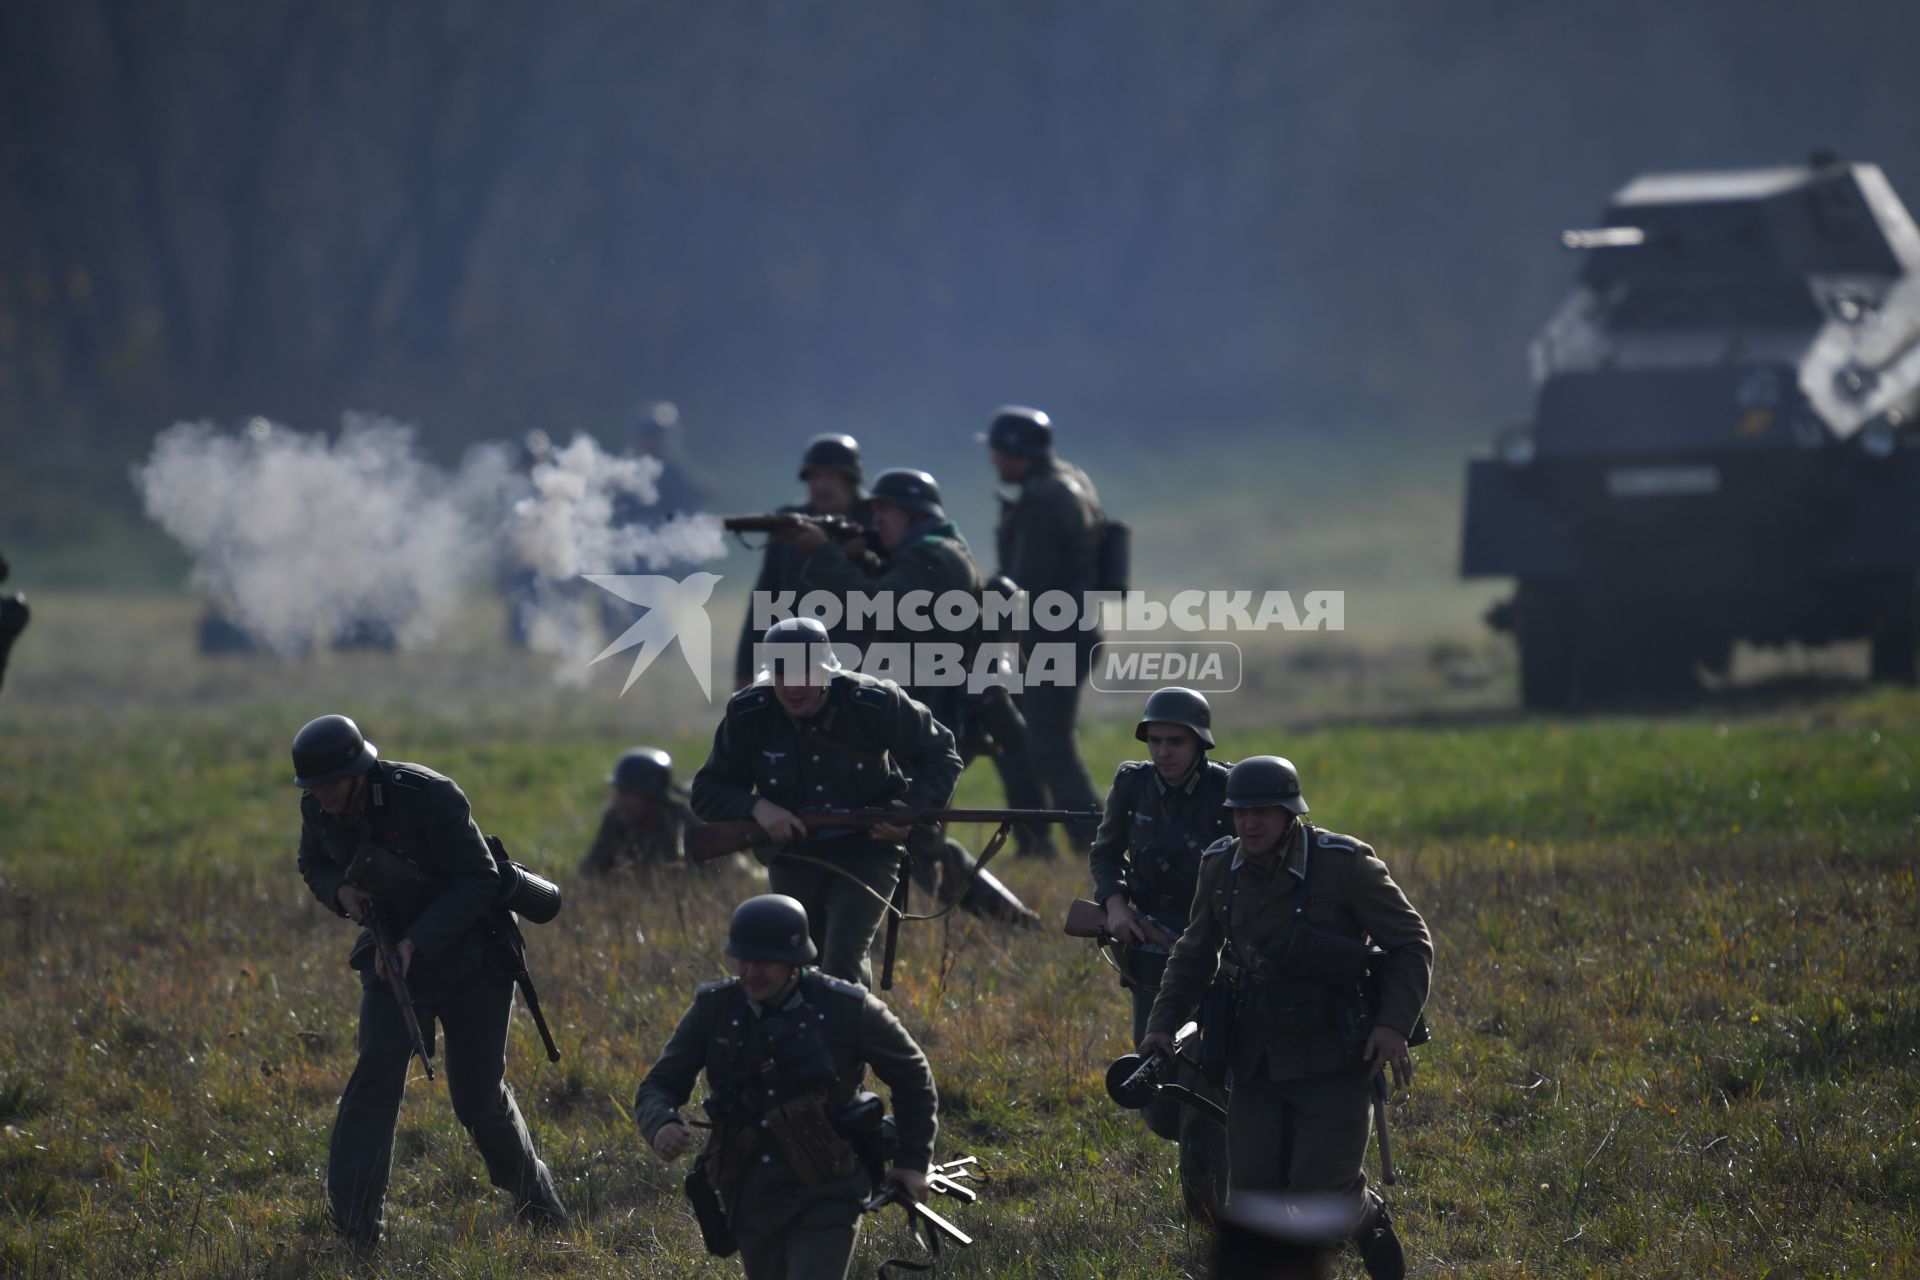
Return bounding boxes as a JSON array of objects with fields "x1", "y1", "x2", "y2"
[
  {"x1": 579, "y1": 746, "x2": 699, "y2": 876},
  {"x1": 291, "y1": 714, "x2": 567, "y2": 1247},
  {"x1": 636, "y1": 895, "x2": 938, "y2": 1279},
  {"x1": 1142, "y1": 756, "x2": 1431, "y2": 1280}
]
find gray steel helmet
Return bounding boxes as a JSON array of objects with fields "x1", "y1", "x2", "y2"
[
  {"x1": 291, "y1": 714, "x2": 378, "y2": 787},
  {"x1": 869, "y1": 468, "x2": 946, "y2": 520},
  {"x1": 1224, "y1": 755, "x2": 1308, "y2": 814},
  {"x1": 979, "y1": 405, "x2": 1054, "y2": 457},
  {"x1": 1135, "y1": 685, "x2": 1215, "y2": 750},
  {"x1": 798, "y1": 433, "x2": 864, "y2": 485},
  {"x1": 725, "y1": 894, "x2": 817, "y2": 964},
  {"x1": 609, "y1": 746, "x2": 673, "y2": 796},
  {"x1": 759, "y1": 616, "x2": 843, "y2": 676}
]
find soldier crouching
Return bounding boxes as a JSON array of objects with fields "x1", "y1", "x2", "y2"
[
  {"x1": 290, "y1": 714, "x2": 567, "y2": 1247},
  {"x1": 635, "y1": 895, "x2": 938, "y2": 1280},
  {"x1": 579, "y1": 746, "x2": 699, "y2": 876},
  {"x1": 1142, "y1": 756, "x2": 1431, "y2": 1280}
]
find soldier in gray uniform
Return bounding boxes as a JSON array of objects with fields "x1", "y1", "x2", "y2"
[
  {"x1": 636, "y1": 894, "x2": 938, "y2": 1280},
  {"x1": 579, "y1": 746, "x2": 700, "y2": 876},
  {"x1": 1087, "y1": 686, "x2": 1232, "y2": 1215},
  {"x1": 983, "y1": 406, "x2": 1105, "y2": 846},
  {"x1": 790, "y1": 468, "x2": 1046, "y2": 919},
  {"x1": 1143, "y1": 757, "x2": 1431, "y2": 1280},
  {"x1": 692, "y1": 618, "x2": 964, "y2": 986},
  {"x1": 291, "y1": 714, "x2": 567, "y2": 1247},
  {"x1": 734, "y1": 434, "x2": 877, "y2": 690}
]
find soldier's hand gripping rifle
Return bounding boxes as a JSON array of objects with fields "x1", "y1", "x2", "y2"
[
  {"x1": 722, "y1": 512, "x2": 869, "y2": 548},
  {"x1": 1063, "y1": 897, "x2": 1178, "y2": 949},
  {"x1": 1103, "y1": 1021, "x2": 1227, "y2": 1124},
  {"x1": 343, "y1": 845, "x2": 438, "y2": 1081}
]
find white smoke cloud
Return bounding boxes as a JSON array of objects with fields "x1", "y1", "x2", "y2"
[{"x1": 134, "y1": 414, "x2": 725, "y2": 673}]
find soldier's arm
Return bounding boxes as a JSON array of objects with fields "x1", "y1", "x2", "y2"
[
  {"x1": 888, "y1": 686, "x2": 963, "y2": 811},
  {"x1": 1144, "y1": 854, "x2": 1227, "y2": 1037},
  {"x1": 1003, "y1": 491, "x2": 1064, "y2": 597},
  {"x1": 578, "y1": 808, "x2": 623, "y2": 877},
  {"x1": 801, "y1": 540, "x2": 938, "y2": 596},
  {"x1": 857, "y1": 993, "x2": 939, "y2": 1172},
  {"x1": 1086, "y1": 766, "x2": 1135, "y2": 907},
  {"x1": 689, "y1": 702, "x2": 763, "y2": 823},
  {"x1": 296, "y1": 813, "x2": 351, "y2": 917},
  {"x1": 1348, "y1": 843, "x2": 1433, "y2": 1038},
  {"x1": 403, "y1": 779, "x2": 502, "y2": 958},
  {"x1": 634, "y1": 995, "x2": 715, "y2": 1144}
]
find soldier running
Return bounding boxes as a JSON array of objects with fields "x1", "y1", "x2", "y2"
[
  {"x1": 290, "y1": 714, "x2": 567, "y2": 1247},
  {"x1": 636, "y1": 894, "x2": 938, "y2": 1280},
  {"x1": 692, "y1": 617, "x2": 964, "y2": 986},
  {"x1": 1142, "y1": 756, "x2": 1431, "y2": 1280},
  {"x1": 1087, "y1": 686, "x2": 1232, "y2": 1216}
]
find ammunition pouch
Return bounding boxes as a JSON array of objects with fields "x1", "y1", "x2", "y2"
[
  {"x1": 343, "y1": 843, "x2": 436, "y2": 915},
  {"x1": 766, "y1": 1091, "x2": 860, "y2": 1187},
  {"x1": 833, "y1": 1091, "x2": 895, "y2": 1191},
  {"x1": 699, "y1": 1118, "x2": 764, "y2": 1202},
  {"x1": 684, "y1": 1164, "x2": 738, "y2": 1258}
]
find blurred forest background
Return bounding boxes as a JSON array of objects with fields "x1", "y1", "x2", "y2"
[{"x1": 6, "y1": 0, "x2": 1920, "y2": 588}]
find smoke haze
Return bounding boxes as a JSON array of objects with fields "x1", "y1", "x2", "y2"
[{"x1": 134, "y1": 416, "x2": 725, "y2": 674}]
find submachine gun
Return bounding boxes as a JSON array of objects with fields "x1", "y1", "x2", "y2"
[{"x1": 1103, "y1": 1021, "x2": 1228, "y2": 1125}]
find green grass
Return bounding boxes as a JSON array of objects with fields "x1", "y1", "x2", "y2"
[{"x1": 1, "y1": 594, "x2": 1917, "y2": 1277}]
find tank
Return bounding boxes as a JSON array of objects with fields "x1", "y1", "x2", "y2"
[{"x1": 1463, "y1": 154, "x2": 1920, "y2": 707}]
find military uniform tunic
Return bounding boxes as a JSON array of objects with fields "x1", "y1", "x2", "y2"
[
  {"x1": 296, "y1": 759, "x2": 561, "y2": 1243},
  {"x1": 635, "y1": 970, "x2": 938, "y2": 1280},
  {"x1": 1147, "y1": 820, "x2": 1431, "y2": 1200},
  {"x1": 992, "y1": 454, "x2": 1105, "y2": 840},
  {"x1": 578, "y1": 794, "x2": 698, "y2": 876},
  {"x1": 691, "y1": 671, "x2": 963, "y2": 985}
]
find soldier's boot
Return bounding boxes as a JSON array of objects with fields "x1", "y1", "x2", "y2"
[
  {"x1": 513, "y1": 1170, "x2": 570, "y2": 1230},
  {"x1": 1352, "y1": 1194, "x2": 1405, "y2": 1280}
]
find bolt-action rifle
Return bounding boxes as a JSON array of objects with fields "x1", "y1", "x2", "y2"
[
  {"x1": 721, "y1": 512, "x2": 868, "y2": 548},
  {"x1": 687, "y1": 808, "x2": 1096, "y2": 863}
]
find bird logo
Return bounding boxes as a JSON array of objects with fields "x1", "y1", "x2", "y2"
[{"x1": 583, "y1": 572, "x2": 723, "y2": 700}]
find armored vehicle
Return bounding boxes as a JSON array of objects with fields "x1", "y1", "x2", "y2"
[{"x1": 1463, "y1": 156, "x2": 1920, "y2": 708}]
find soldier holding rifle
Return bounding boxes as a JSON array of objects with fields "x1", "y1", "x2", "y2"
[
  {"x1": 291, "y1": 714, "x2": 567, "y2": 1247},
  {"x1": 1141, "y1": 756, "x2": 1431, "y2": 1280},
  {"x1": 635, "y1": 894, "x2": 940, "y2": 1280},
  {"x1": 692, "y1": 618, "x2": 964, "y2": 986},
  {"x1": 728, "y1": 434, "x2": 875, "y2": 691}
]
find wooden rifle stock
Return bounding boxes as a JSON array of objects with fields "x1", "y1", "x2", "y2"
[
  {"x1": 363, "y1": 907, "x2": 434, "y2": 1081},
  {"x1": 1062, "y1": 898, "x2": 1177, "y2": 950},
  {"x1": 687, "y1": 807, "x2": 1097, "y2": 863}
]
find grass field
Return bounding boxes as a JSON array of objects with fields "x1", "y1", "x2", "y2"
[{"x1": 2, "y1": 586, "x2": 1917, "y2": 1278}]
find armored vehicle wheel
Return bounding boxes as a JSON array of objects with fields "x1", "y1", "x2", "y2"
[
  {"x1": 1514, "y1": 582, "x2": 1576, "y2": 709},
  {"x1": 1869, "y1": 578, "x2": 1918, "y2": 684}
]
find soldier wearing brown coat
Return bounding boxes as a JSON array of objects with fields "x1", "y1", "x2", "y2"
[{"x1": 1144, "y1": 755, "x2": 1431, "y2": 1280}]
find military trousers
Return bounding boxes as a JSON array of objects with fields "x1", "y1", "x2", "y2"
[
  {"x1": 1224, "y1": 1067, "x2": 1372, "y2": 1201},
  {"x1": 968, "y1": 685, "x2": 1054, "y2": 856},
  {"x1": 1130, "y1": 984, "x2": 1229, "y2": 1219},
  {"x1": 767, "y1": 837, "x2": 901, "y2": 987},
  {"x1": 736, "y1": 1216, "x2": 861, "y2": 1280},
  {"x1": 1012, "y1": 677, "x2": 1101, "y2": 845},
  {"x1": 328, "y1": 971, "x2": 558, "y2": 1243}
]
